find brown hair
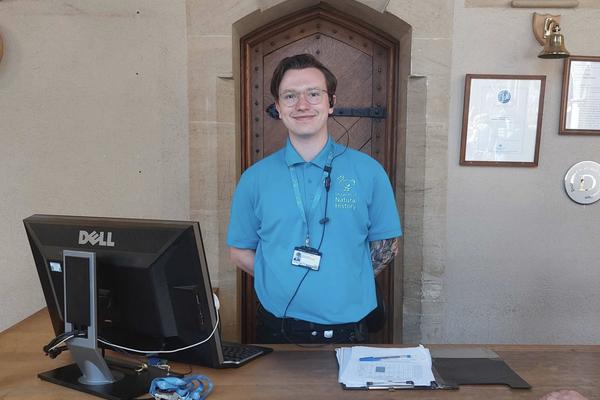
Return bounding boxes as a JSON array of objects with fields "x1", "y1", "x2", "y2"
[{"x1": 270, "y1": 54, "x2": 337, "y2": 105}]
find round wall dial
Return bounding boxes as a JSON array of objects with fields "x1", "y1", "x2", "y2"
[{"x1": 564, "y1": 161, "x2": 600, "y2": 205}]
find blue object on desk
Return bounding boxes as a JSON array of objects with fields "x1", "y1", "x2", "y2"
[
  {"x1": 359, "y1": 355, "x2": 412, "y2": 362},
  {"x1": 149, "y1": 375, "x2": 213, "y2": 400}
]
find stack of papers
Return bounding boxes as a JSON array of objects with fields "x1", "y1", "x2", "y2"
[{"x1": 335, "y1": 345, "x2": 436, "y2": 389}]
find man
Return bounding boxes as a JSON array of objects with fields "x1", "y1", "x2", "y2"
[{"x1": 227, "y1": 54, "x2": 401, "y2": 344}]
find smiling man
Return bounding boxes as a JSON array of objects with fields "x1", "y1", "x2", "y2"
[{"x1": 227, "y1": 54, "x2": 401, "y2": 344}]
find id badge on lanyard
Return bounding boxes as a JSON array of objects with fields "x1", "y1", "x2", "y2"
[
  {"x1": 288, "y1": 148, "x2": 333, "y2": 271},
  {"x1": 291, "y1": 246, "x2": 322, "y2": 271}
]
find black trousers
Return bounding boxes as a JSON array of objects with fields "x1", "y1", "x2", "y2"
[{"x1": 255, "y1": 305, "x2": 368, "y2": 344}]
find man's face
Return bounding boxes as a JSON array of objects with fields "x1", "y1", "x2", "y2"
[{"x1": 275, "y1": 67, "x2": 334, "y2": 141}]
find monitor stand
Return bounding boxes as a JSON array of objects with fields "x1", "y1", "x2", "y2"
[
  {"x1": 39, "y1": 358, "x2": 169, "y2": 400},
  {"x1": 38, "y1": 250, "x2": 171, "y2": 400}
]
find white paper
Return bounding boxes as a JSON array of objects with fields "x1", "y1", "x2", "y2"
[
  {"x1": 335, "y1": 345, "x2": 436, "y2": 388},
  {"x1": 565, "y1": 60, "x2": 600, "y2": 130},
  {"x1": 465, "y1": 78, "x2": 541, "y2": 162}
]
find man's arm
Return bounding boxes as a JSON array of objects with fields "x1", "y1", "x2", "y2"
[
  {"x1": 229, "y1": 247, "x2": 256, "y2": 276},
  {"x1": 370, "y1": 238, "x2": 398, "y2": 276}
]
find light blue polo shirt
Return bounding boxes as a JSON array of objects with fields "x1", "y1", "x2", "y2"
[{"x1": 227, "y1": 136, "x2": 401, "y2": 324}]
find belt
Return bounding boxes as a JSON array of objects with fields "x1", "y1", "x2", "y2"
[{"x1": 258, "y1": 305, "x2": 363, "y2": 333}]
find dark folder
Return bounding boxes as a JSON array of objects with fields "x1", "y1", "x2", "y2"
[
  {"x1": 432, "y1": 357, "x2": 531, "y2": 388},
  {"x1": 431, "y1": 348, "x2": 531, "y2": 389}
]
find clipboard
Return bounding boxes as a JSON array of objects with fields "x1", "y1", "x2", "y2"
[
  {"x1": 339, "y1": 347, "x2": 530, "y2": 391},
  {"x1": 341, "y1": 364, "x2": 458, "y2": 390}
]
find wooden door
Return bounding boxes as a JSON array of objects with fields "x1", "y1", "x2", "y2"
[{"x1": 240, "y1": 4, "x2": 399, "y2": 343}]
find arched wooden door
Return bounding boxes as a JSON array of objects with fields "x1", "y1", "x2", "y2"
[{"x1": 240, "y1": 4, "x2": 400, "y2": 343}]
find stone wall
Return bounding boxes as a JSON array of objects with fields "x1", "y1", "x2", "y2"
[
  {"x1": 186, "y1": 0, "x2": 454, "y2": 342},
  {"x1": 0, "y1": 0, "x2": 189, "y2": 333}
]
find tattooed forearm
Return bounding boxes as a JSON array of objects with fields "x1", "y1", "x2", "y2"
[{"x1": 370, "y1": 238, "x2": 399, "y2": 275}]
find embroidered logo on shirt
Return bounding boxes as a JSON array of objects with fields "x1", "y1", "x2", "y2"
[{"x1": 335, "y1": 175, "x2": 357, "y2": 210}]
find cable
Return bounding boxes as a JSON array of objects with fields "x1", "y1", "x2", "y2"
[
  {"x1": 279, "y1": 115, "x2": 359, "y2": 347},
  {"x1": 313, "y1": 115, "x2": 355, "y2": 253},
  {"x1": 44, "y1": 329, "x2": 84, "y2": 349},
  {"x1": 98, "y1": 311, "x2": 220, "y2": 355},
  {"x1": 331, "y1": 115, "x2": 360, "y2": 152},
  {"x1": 43, "y1": 329, "x2": 86, "y2": 358},
  {"x1": 47, "y1": 333, "x2": 79, "y2": 352},
  {"x1": 281, "y1": 269, "x2": 310, "y2": 325}
]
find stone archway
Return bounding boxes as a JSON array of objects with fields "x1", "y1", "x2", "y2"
[{"x1": 237, "y1": 1, "x2": 409, "y2": 343}]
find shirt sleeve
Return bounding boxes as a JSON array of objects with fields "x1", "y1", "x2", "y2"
[
  {"x1": 367, "y1": 164, "x2": 402, "y2": 242},
  {"x1": 226, "y1": 170, "x2": 260, "y2": 249}
]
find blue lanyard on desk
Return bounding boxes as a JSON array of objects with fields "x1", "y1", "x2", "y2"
[{"x1": 289, "y1": 151, "x2": 334, "y2": 247}]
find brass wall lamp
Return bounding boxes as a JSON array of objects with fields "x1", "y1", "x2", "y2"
[{"x1": 532, "y1": 13, "x2": 570, "y2": 59}]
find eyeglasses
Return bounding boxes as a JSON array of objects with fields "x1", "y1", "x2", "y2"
[{"x1": 278, "y1": 88, "x2": 328, "y2": 107}]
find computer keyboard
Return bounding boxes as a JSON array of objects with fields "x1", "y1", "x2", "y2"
[{"x1": 221, "y1": 342, "x2": 272, "y2": 366}]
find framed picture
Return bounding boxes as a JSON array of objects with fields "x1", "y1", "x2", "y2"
[
  {"x1": 560, "y1": 56, "x2": 600, "y2": 135},
  {"x1": 460, "y1": 74, "x2": 546, "y2": 167}
]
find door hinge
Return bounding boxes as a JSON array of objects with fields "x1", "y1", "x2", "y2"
[{"x1": 265, "y1": 104, "x2": 386, "y2": 120}]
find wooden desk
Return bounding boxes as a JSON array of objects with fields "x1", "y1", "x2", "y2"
[{"x1": 1, "y1": 309, "x2": 599, "y2": 399}]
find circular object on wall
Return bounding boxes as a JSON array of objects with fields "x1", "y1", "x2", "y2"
[{"x1": 564, "y1": 161, "x2": 600, "y2": 205}]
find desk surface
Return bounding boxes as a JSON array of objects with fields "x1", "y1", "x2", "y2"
[{"x1": 1, "y1": 309, "x2": 599, "y2": 399}]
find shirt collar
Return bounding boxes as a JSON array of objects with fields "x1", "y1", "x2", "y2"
[{"x1": 284, "y1": 136, "x2": 334, "y2": 168}]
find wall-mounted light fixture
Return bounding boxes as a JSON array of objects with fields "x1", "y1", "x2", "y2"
[{"x1": 532, "y1": 13, "x2": 570, "y2": 59}]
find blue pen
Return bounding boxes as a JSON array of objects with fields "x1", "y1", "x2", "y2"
[{"x1": 359, "y1": 355, "x2": 411, "y2": 361}]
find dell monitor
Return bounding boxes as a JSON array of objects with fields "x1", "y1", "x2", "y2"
[{"x1": 24, "y1": 214, "x2": 269, "y2": 399}]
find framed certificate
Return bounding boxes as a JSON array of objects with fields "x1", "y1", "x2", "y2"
[
  {"x1": 560, "y1": 56, "x2": 600, "y2": 135},
  {"x1": 460, "y1": 74, "x2": 546, "y2": 167}
]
